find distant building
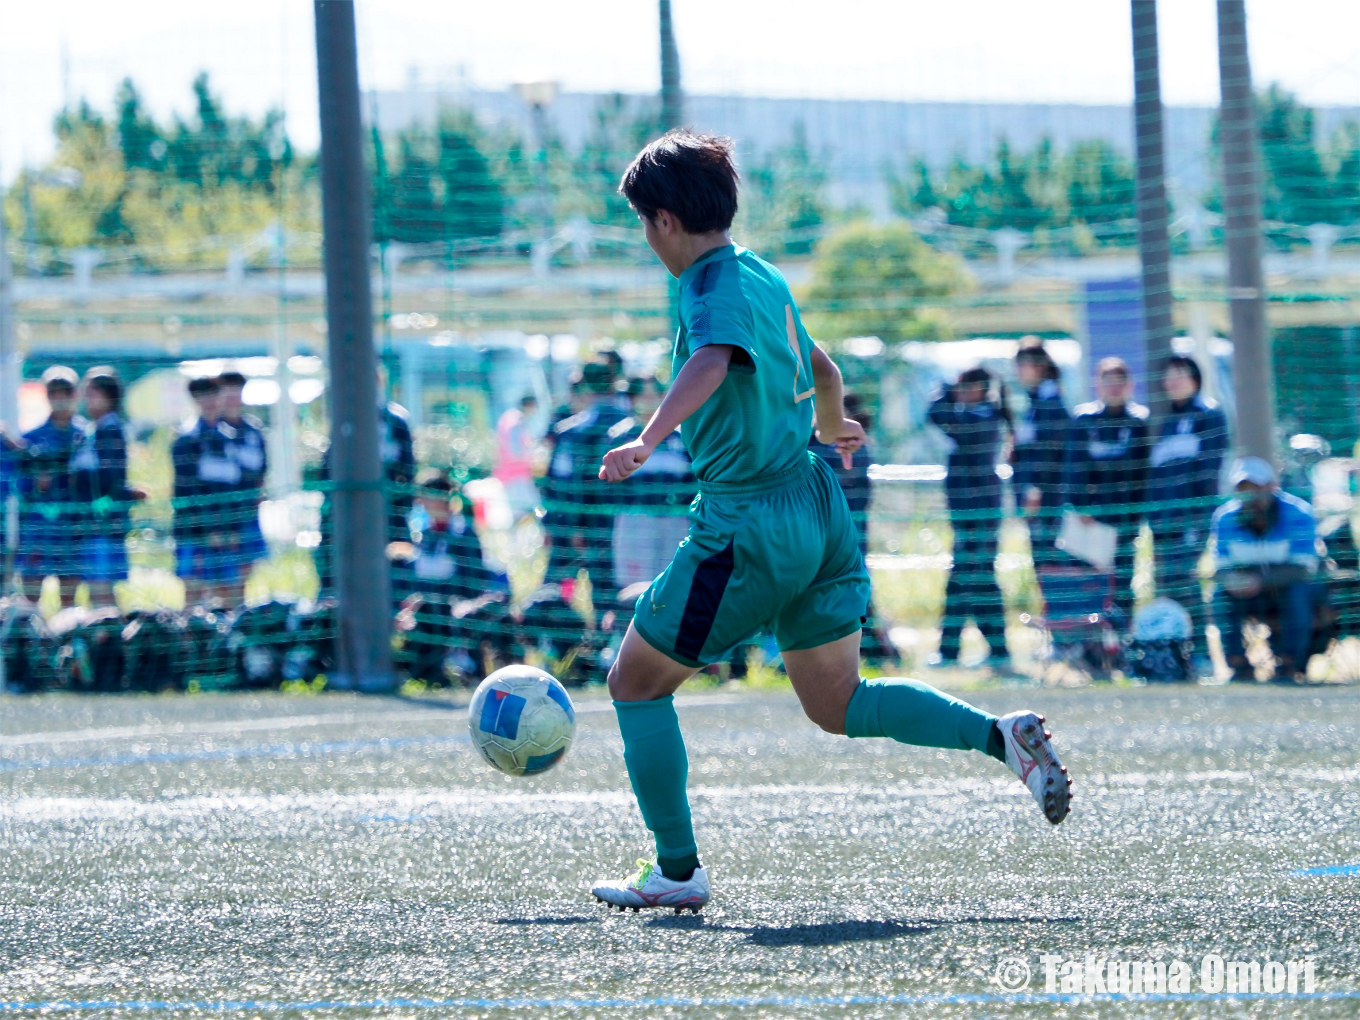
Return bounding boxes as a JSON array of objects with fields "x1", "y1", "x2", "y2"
[{"x1": 366, "y1": 85, "x2": 1360, "y2": 219}]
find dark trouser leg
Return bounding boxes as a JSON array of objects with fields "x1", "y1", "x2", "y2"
[
  {"x1": 1028, "y1": 508, "x2": 1061, "y2": 571},
  {"x1": 1274, "y1": 582, "x2": 1314, "y2": 672},
  {"x1": 1154, "y1": 523, "x2": 1210, "y2": 654},
  {"x1": 940, "y1": 513, "x2": 1005, "y2": 661},
  {"x1": 1110, "y1": 516, "x2": 1140, "y2": 624},
  {"x1": 1215, "y1": 588, "x2": 1253, "y2": 667}
]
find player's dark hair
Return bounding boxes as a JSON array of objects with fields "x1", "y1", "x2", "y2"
[
  {"x1": 415, "y1": 467, "x2": 454, "y2": 495},
  {"x1": 955, "y1": 366, "x2": 1012, "y2": 429},
  {"x1": 1163, "y1": 354, "x2": 1202, "y2": 391},
  {"x1": 217, "y1": 371, "x2": 247, "y2": 389},
  {"x1": 1016, "y1": 337, "x2": 1061, "y2": 383},
  {"x1": 619, "y1": 130, "x2": 739, "y2": 233},
  {"x1": 188, "y1": 377, "x2": 220, "y2": 398},
  {"x1": 82, "y1": 366, "x2": 123, "y2": 413}
]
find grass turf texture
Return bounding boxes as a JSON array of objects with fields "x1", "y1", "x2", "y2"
[{"x1": 0, "y1": 683, "x2": 1356, "y2": 1017}]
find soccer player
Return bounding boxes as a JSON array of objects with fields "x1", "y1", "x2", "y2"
[{"x1": 590, "y1": 132, "x2": 1072, "y2": 913}]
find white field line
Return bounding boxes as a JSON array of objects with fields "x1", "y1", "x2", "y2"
[{"x1": 0, "y1": 693, "x2": 744, "y2": 749}]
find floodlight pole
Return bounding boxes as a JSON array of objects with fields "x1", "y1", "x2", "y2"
[
  {"x1": 314, "y1": 0, "x2": 394, "y2": 691},
  {"x1": 660, "y1": 0, "x2": 683, "y2": 129},
  {"x1": 1131, "y1": 0, "x2": 1174, "y2": 421},
  {"x1": 1216, "y1": 0, "x2": 1275, "y2": 461}
]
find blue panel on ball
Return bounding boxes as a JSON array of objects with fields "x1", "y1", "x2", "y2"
[
  {"x1": 480, "y1": 689, "x2": 526, "y2": 740},
  {"x1": 544, "y1": 680, "x2": 574, "y2": 723},
  {"x1": 523, "y1": 747, "x2": 565, "y2": 774}
]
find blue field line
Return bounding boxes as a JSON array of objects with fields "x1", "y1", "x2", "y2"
[
  {"x1": 1, "y1": 990, "x2": 1358, "y2": 1012},
  {"x1": 1292, "y1": 863, "x2": 1360, "y2": 876},
  {"x1": 0, "y1": 734, "x2": 469, "y2": 773}
]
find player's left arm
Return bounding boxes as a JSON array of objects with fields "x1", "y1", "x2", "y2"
[
  {"x1": 599, "y1": 344, "x2": 734, "y2": 483},
  {"x1": 810, "y1": 345, "x2": 864, "y2": 470}
]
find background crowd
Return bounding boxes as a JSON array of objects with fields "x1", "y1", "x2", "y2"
[{"x1": 0, "y1": 338, "x2": 1340, "y2": 688}]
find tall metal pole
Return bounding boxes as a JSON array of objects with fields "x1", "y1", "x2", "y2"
[
  {"x1": 1217, "y1": 0, "x2": 1275, "y2": 461},
  {"x1": 1131, "y1": 0, "x2": 1174, "y2": 421},
  {"x1": 0, "y1": 187, "x2": 18, "y2": 431},
  {"x1": 0, "y1": 187, "x2": 19, "y2": 605},
  {"x1": 314, "y1": 0, "x2": 393, "y2": 691},
  {"x1": 659, "y1": 0, "x2": 683, "y2": 130}
]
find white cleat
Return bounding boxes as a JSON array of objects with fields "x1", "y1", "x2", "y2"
[
  {"x1": 996, "y1": 710, "x2": 1073, "y2": 825},
  {"x1": 591, "y1": 859, "x2": 710, "y2": 913}
]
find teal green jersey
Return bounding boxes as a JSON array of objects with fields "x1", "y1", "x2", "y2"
[{"x1": 673, "y1": 244, "x2": 816, "y2": 485}]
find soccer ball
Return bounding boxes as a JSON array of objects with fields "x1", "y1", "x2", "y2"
[{"x1": 468, "y1": 665, "x2": 576, "y2": 776}]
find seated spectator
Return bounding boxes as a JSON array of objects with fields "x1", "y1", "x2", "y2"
[
  {"x1": 1212, "y1": 457, "x2": 1318, "y2": 682},
  {"x1": 17, "y1": 367, "x2": 86, "y2": 608},
  {"x1": 390, "y1": 469, "x2": 496, "y2": 606}
]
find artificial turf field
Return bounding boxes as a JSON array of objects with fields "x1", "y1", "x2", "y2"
[{"x1": 0, "y1": 682, "x2": 1357, "y2": 1018}]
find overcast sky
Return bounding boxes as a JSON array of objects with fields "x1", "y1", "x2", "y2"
[{"x1": 2, "y1": 0, "x2": 1359, "y2": 180}]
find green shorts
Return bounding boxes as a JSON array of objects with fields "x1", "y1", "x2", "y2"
[{"x1": 632, "y1": 452, "x2": 871, "y2": 667}]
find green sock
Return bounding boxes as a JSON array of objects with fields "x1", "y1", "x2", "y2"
[
  {"x1": 844, "y1": 677, "x2": 999, "y2": 757},
  {"x1": 613, "y1": 696, "x2": 697, "y2": 872}
]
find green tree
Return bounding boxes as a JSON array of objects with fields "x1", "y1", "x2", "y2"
[
  {"x1": 737, "y1": 122, "x2": 829, "y2": 256},
  {"x1": 384, "y1": 127, "x2": 442, "y2": 243},
  {"x1": 114, "y1": 78, "x2": 164, "y2": 172},
  {"x1": 1063, "y1": 139, "x2": 1135, "y2": 224},
  {"x1": 890, "y1": 137, "x2": 1134, "y2": 232},
  {"x1": 571, "y1": 93, "x2": 658, "y2": 228},
  {"x1": 7, "y1": 75, "x2": 310, "y2": 271},
  {"x1": 1257, "y1": 84, "x2": 1335, "y2": 225},
  {"x1": 437, "y1": 109, "x2": 503, "y2": 240},
  {"x1": 803, "y1": 220, "x2": 967, "y2": 342}
]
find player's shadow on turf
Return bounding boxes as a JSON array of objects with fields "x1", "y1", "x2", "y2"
[{"x1": 650, "y1": 917, "x2": 931, "y2": 945}]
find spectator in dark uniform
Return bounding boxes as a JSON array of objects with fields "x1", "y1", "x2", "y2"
[
  {"x1": 928, "y1": 367, "x2": 1009, "y2": 668},
  {"x1": 611, "y1": 374, "x2": 696, "y2": 592},
  {"x1": 1064, "y1": 357, "x2": 1151, "y2": 622},
  {"x1": 391, "y1": 469, "x2": 496, "y2": 606},
  {"x1": 17, "y1": 367, "x2": 86, "y2": 607},
  {"x1": 215, "y1": 371, "x2": 268, "y2": 603},
  {"x1": 71, "y1": 367, "x2": 143, "y2": 608},
  {"x1": 172, "y1": 376, "x2": 229, "y2": 606},
  {"x1": 316, "y1": 383, "x2": 416, "y2": 596},
  {"x1": 1011, "y1": 339, "x2": 1070, "y2": 570},
  {"x1": 1149, "y1": 355, "x2": 1229, "y2": 669},
  {"x1": 380, "y1": 399, "x2": 416, "y2": 542},
  {"x1": 808, "y1": 392, "x2": 892, "y2": 661},
  {"x1": 541, "y1": 361, "x2": 631, "y2": 592}
]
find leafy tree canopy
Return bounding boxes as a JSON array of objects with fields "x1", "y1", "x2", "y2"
[{"x1": 803, "y1": 220, "x2": 968, "y2": 342}]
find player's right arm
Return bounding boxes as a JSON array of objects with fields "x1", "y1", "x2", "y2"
[
  {"x1": 810, "y1": 345, "x2": 864, "y2": 470},
  {"x1": 599, "y1": 344, "x2": 734, "y2": 483}
]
